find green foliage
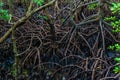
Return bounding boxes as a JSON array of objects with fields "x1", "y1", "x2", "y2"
[
  {"x1": 106, "y1": 2, "x2": 120, "y2": 74},
  {"x1": 110, "y1": 3, "x2": 120, "y2": 32},
  {"x1": 104, "y1": 16, "x2": 117, "y2": 21},
  {"x1": 113, "y1": 66, "x2": 120, "y2": 74},
  {"x1": 0, "y1": 2, "x2": 11, "y2": 21},
  {"x1": 88, "y1": 3, "x2": 98, "y2": 10},
  {"x1": 104, "y1": 3, "x2": 120, "y2": 33},
  {"x1": 108, "y1": 43, "x2": 120, "y2": 52},
  {"x1": 104, "y1": 16, "x2": 120, "y2": 33},
  {"x1": 33, "y1": 0, "x2": 44, "y2": 6},
  {"x1": 108, "y1": 43, "x2": 120, "y2": 74},
  {"x1": 113, "y1": 57, "x2": 120, "y2": 73},
  {"x1": 114, "y1": 57, "x2": 120, "y2": 62},
  {"x1": 110, "y1": 3, "x2": 120, "y2": 14},
  {"x1": 108, "y1": 43, "x2": 120, "y2": 73},
  {"x1": 111, "y1": 20, "x2": 120, "y2": 32}
]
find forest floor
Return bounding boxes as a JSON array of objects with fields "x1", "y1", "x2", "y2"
[{"x1": 0, "y1": 0, "x2": 120, "y2": 80}]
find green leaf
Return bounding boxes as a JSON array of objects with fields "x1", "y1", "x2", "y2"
[
  {"x1": 113, "y1": 66, "x2": 120, "y2": 73},
  {"x1": 33, "y1": 0, "x2": 44, "y2": 6},
  {"x1": 110, "y1": 2, "x2": 120, "y2": 14},
  {"x1": 88, "y1": 3, "x2": 98, "y2": 10},
  {"x1": 114, "y1": 57, "x2": 120, "y2": 62},
  {"x1": 108, "y1": 45, "x2": 115, "y2": 50},
  {"x1": 0, "y1": 9, "x2": 11, "y2": 21}
]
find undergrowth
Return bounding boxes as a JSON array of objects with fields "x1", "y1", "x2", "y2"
[{"x1": 105, "y1": 2, "x2": 120, "y2": 74}]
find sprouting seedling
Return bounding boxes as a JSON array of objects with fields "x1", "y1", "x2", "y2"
[
  {"x1": 33, "y1": 0, "x2": 44, "y2": 6},
  {"x1": 113, "y1": 57, "x2": 120, "y2": 73},
  {"x1": 110, "y1": 3, "x2": 120, "y2": 14},
  {"x1": 104, "y1": 16, "x2": 117, "y2": 21},
  {"x1": 109, "y1": 46, "x2": 120, "y2": 74},
  {"x1": 0, "y1": 2, "x2": 11, "y2": 22},
  {"x1": 114, "y1": 57, "x2": 120, "y2": 62},
  {"x1": 113, "y1": 66, "x2": 120, "y2": 74},
  {"x1": 109, "y1": 44, "x2": 120, "y2": 52},
  {"x1": 88, "y1": 3, "x2": 98, "y2": 10}
]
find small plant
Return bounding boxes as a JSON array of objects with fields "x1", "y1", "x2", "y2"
[
  {"x1": 109, "y1": 2, "x2": 120, "y2": 32},
  {"x1": 109, "y1": 43, "x2": 120, "y2": 74},
  {"x1": 104, "y1": 16, "x2": 117, "y2": 21},
  {"x1": 88, "y1": 3, "x2": 98, "y2": 10},
  {"x1": 33, "y1": 0, "x2": 44, "y2": 6},
  {"x1": 108, "y1": 43, "x2": 120, "y2": 52},
  {"x1": 113, "y1": 57, "x2": 120, "y2": 73},
  {"x1": 104, "y1": 16, "x2": 120, "y2": 32},
  {"x1": 110, "y1": 3, "x2": 120, "y2": 14},
  {"x1": 106, "y1": 2, "x2": 120, "y2": 74},
  {"x1": 0, "y1": 2, "x2": 11, "y2": 21},
  {"x1": 111, "y1": 21, "x2": 120, "y2": 32}
]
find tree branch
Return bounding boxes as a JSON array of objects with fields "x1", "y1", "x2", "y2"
[{"x1": 0, "y1": 0, "x2": 55, "y2": 44}]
